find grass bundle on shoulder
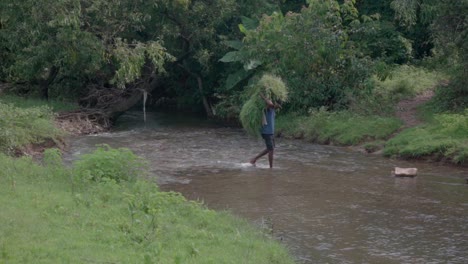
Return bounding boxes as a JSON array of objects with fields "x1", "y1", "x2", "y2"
[
  {"x1": 240, "y1": 74, "x2": 288, "y2": 137},
  {"x1": 256, "y1": 74, "x2": 288, "y2": 102}
]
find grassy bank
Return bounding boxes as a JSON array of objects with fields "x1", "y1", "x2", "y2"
[
  {"x1": 0, "y1": 102, "x2": 62, "y2": 154},
  {"x1": 276, "y1": 108, "x2": 467, "y2": 165},
  {"x1": 0, "y1": 95, "x2": 296, "y2": 263},
  {"x1": 0, "y1": 94, "x2": 79, "y2": 154},
  {"x1": 383, "y1": 111, "x2": 468, "y2": 164},
  {"x1": 276, "y1": 109, "x2": 402, "y2": 145},
  {"x1": 0, "y1": 94, "x2": 78, "y2": 112},
  {"x1": 0, "y1": 148, "x2": 295, "y2": 264},
  {"x1": 275, "y1": 66, "x2": 467, "y2": 165}
]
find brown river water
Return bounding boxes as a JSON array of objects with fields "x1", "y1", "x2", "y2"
[{"x1": 65, "y1": 111, "x2": 468, "y2": 264}]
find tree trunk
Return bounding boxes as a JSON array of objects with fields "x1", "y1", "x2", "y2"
[
  {"x1": 103, "y1": 74, "x2": 161, "y2": 121},
  {"x1": 177, "y1": 63, "x2": 214, "y2": 117},
  {"x1": 195, "y1": 75, "x2": 214, "y2": 118},
  {"x1": 39, "y1": 66, "x2": 59, "y2": 100}
]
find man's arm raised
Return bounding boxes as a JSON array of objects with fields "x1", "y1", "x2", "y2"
[{"x1": 259, "y1": 93, "x2": 275, "y2": 108}]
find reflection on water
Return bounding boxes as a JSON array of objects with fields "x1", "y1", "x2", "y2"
[{"x1": 65, "y1": 111, "x2": 468, "y2": 264}]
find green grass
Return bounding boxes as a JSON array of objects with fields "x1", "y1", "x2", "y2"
[
  {"x1": 0, "y1": 150, "x2": 295, "y2": 264},
  {"x1": 350, "y1": 65, "x2": 445, "y2": 116},
  {"x1": 373, "y1": 65, "x2": 444, "y2": 98},
  {"x1": 0, "y1": 94, "x2": 78, "y2": 112},
  {"x1": 0, "y1": 103, "x2": 62, "y2": 153},
  {"x1": 384, "y1": 110, "x2": 468, "y2": 164},
  {"x1": 276, "y1": 110, "x2": 402, "y2": 145}
]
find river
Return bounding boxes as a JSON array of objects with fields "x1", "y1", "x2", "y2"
[{"x1": 65, "y1": 111, "x2": 468, "y2": 264}]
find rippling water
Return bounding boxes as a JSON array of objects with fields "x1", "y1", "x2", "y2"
[{"x1": 65, "y1": 111, "x2": 468, "y2": 263}]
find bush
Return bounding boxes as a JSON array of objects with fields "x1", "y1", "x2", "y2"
[
  {"x1": 73, "y1": 144, "x2": 148, "y2": 182},
  {"x1": 350, "y1": 65, "x2": 444, "y2": 116},
  {"x1": 428, "y1": 78, "x2": 468, "y2": 113},
  {"x1": 0, "y1": 103, "x2": 61, "y2": 153},
  {"x1": 374, "y1": 65, "x2": 443, "y2": 97}
]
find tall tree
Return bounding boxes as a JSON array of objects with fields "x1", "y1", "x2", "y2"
[
  {"x1": 218, "y1": 0, "x2": 374, "y2": 114},
  {"x1": 142, "y1": 0, "x2": 289, "y2": 116},
  {"x1": 0, "y1": 0, "x2": 175, "y2": 117}
]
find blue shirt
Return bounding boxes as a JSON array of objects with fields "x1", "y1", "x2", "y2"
[{"x1": 261, "y1": 108, "x2": 275, "y2": 135}]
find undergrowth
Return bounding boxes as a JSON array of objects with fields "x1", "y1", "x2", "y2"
[
  {"x1": 374, "y1": 65, "x2": 444, "y2": 97},
  {"x1": 384, "y1": 110, "x2": 468, "y2": 164},
  {"x1": 350, "y1": 65, "x2": 444, "y2": 116},
  {"x1": 0, "y1": 147, "x2": 295, "y2": 264},
  {"x1": 0, "y1": 103, "x2": 62, "y2": 154},
  {"x1": 276, "y1": 109, "x2": 402, "y2": 145},
  {"x1": 0, "y1": 94, "x2": 78, "y2": 112}
]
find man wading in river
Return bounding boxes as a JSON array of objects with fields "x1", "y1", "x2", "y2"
[{"x1": 249, "y1": 93, "x2": 280, "y2": 168}]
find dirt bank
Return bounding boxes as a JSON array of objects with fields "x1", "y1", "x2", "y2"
[{"x1": 18, "y1": 111, "x2": 109, "y2": 159}]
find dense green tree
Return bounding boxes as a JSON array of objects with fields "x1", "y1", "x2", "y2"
[
  {"x1": 0, "y1": 0, "x2": 174, "y2": 106},
  {"x1": 0, "y1": 0, "x2": 286, "y2": 116},
  {"x1": 390, "y1": 0, "x2": 467, "y2": 110},
  {"x1": 0, "y1": 0, "x2": 464, "y2": 120},
  {"x1": 144, "y1": 0, "x2": 287, "y2": 115},
  {"x1": 217, "y1": 0, "x2": 374, "y2": 116}
]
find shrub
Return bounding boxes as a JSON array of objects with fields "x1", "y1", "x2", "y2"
[
  {"x1": 374, "y1": 65, "x2": 443, "y2": 97},
  {"x1": 73, "y1": 144, "x2": 148, "y2": 182},
  {"x1": 350, "y1": 65, "x2": 444, "y2": 116},
  {"x1": 0, "y1": 103, "x2": 61, "y2": 153}
]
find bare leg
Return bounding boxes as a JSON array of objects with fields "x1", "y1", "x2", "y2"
[
  {"x1": 250, "y1": 149, "x2": 269, "y2": 166},
  {"x1": 267, "y1": 149, "x2": 274, "y2": 168}
]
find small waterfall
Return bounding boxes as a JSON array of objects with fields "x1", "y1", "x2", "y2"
[{"x1": 143, "y1": 90, "x2": 147, "y2": 124}]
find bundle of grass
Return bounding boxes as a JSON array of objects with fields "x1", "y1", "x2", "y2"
[{"x1": 240, "y1": 74, "x2": 288, "y2": 137}]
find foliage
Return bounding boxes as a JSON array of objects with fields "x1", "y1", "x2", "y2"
[
  {"x1": 146, "y1": 0, "x2": 242, "y2": 114},
  {"x1": 373, "y1": 65, "x2": 443, "y2": 97},
  {"x1": 276, "y1": 109, "x2": 402, "y2": 145},
  {"x1": 0, "y1": 0, "x2": 176, "y2": 99},
  {"x1": 350, "y1": 20, "x2": 414, "y2": 64},
  {"x1": 111, "y1": 39, "x2": 175, "y2": 88},
  {"x1": 349, "y1": 65, "x2": 444, "y2": 116},
  {"x1": 0, "y1": 103, "x2": 61, "y2": 154},
  {"x1": 0, "y1": 150, "x2": 295, "y2": 264},
  {"x1": 384, "y1": 110, "x2": 468, "y2": 164},
  {"x1": 390, "y1": 0, "x2": 468, "y2": 110},
  {"x1": 430, "y1": 80, "x2": 468, "y2": 113},
  {"x1": 73, "y1": 144, "x2": 148, "y2": 183},
  {"x1": 218, "y1": 0, "x2": 374, "y2": 116}
]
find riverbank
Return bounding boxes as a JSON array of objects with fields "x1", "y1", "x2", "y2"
[
  {"x1": 275, "y1": 109, "x2": 467, "y2": 166},
  {"x1": 0, "y1": 98, "x2": 297, "y2": 263},
  {"x1": 0, "y1": 149, "x2": 295, "y2": 263},
  {"x1": 0, "y1": 94, "x2": 109, "y2": 158},
  {"x1": 212, "y1": 65, "x2": 464, "y2": 167}
]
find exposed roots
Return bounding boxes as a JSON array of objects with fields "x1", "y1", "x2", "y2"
[{"x1": 56, "y1": 109, "x2": 111, "y2": 135}]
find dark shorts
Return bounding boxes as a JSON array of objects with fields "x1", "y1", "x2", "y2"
[{"x1": 262, "y1": 134, "x2": 275, "y2": 151}]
